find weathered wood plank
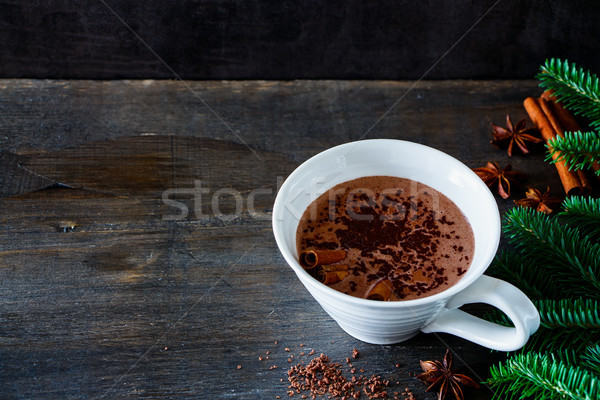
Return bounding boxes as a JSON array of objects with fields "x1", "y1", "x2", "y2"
[
  {"x1": 0, "y1": 79, "x2": 559, "y2": 205},
  {"x1": 0, "y1": 79, "x2": 576, "y2": 399},
  {"x1": 1, "y1": 79, "x2": 540, "y2": 156}
]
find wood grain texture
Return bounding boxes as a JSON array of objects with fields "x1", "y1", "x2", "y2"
[
  {"x1": 0, "y1": 79, "x2": 583, "y2": 399},
  {"x1": 1, "y1": 1, "x2": 600, "y2": 80}
]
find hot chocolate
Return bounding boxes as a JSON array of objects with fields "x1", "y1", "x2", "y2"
[{"x1": 296, "y1": 176, "x2": 475, "y2": 300}]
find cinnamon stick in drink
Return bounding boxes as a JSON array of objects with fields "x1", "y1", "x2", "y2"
[
  {"x1": 300, "y1": 249, "x2": 346, "y2": 269},
  {"x1": 366, "y1": 279, "x2": 394, "y2": 301},
  {"x1": 317, "y1": 265, "x2": 349, "y2": 284},
  {"x1": 523, "y1": 97, "x2": 587, "y2": 195}
]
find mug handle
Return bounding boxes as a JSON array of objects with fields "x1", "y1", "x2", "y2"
[{"x1": 421, "y1": 275, "x2": 540, "y2": 351}]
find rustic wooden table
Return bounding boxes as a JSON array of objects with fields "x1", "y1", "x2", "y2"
[{"x1": 0, "y1": 79, "x2": 560, "y2": 399}]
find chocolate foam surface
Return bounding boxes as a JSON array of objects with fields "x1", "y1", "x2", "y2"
[{"x1": 296, "y1": 176, "x2": 475, "y2": 300}]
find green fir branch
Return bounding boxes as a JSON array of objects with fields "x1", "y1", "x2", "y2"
[
  {"x1": 550, "y1": 348, "x2": 581, "y2": 369},
  {"x1": 484, "y1": 299, "x2": 600, "y2": 353},
  {"x1": 546, "y1": 131, "x2": 600, "y2": 176},
  {"x1": 537, "y1": 58, "x2": 600, "y2": 131},
  {"x1": 560, "y1": 196, "x2": 600, "y2": 238},
  {"x1": 552, "y1": 343, "x2": 600, "y2": 378},
  {"x1": 503, "y1": 207, "x2": 600, "y2": 299},
  {"x1": 528, "y1": 299, "x2": 600, "y2": 353},
  {"x1": 582, "y1": 344, "x2": 600, "y2": 375},
  {"x1": 487, "y1": 352, "x2": 600, "y2": 400},
  {"x1": 486, "y1": 107, "x2": 600, "y2": 400},
  {"x1": 526, "y1": 330, "x2": 599, "y2": 356},
  {"x1": 487, "y1": 251, "x2": 553, "y2": 299},
  {"x1": 537, "y1": 299, "x2": 600, "y2": 330},
  {"x1": 551, "y1": 346, "x2": 600, "y2": 376}
]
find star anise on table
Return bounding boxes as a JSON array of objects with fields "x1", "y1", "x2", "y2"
[
  {"x1": 472, "y1": 162, "x2": 526, "y2": 199},
  {"x1": 514, "y1": 186, "x2": 562, "y2": 214},
  {"x1": 491, "y1": 114, "x2": 543, "y2": 156},
  {"x1": 416, "y1": 349, "x2": 480, "y2": 400}
]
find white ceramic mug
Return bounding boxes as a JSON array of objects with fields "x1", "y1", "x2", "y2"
[{"x1": 272, "y1": 139, "x2": 540, "y2": 351}]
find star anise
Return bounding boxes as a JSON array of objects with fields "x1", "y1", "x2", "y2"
[
  {"x1": 514, "y1": 186, "x2": 562, "y2": 214},
  {"x1": 416, "y1": 349, "x2": 480, "y2": 400},
  {"x1": 491, "y1": 114, "x2": 543, "y2": 156},
  {"x1": 472, "y1": 162, "x2": 526, "y2": 199}
]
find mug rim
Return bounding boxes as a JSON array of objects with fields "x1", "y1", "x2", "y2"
[{"x1": 272, "y1": 139, "x2": 501, "y2": 308}]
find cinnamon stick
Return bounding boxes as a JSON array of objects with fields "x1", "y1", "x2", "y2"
[
  {"x1": 542, "y1": 90, "x2": 600, "y2": 179},
  {"x1": 317, "y1": 265, "x2": 349, "y2": 284},
  {"x1": 537, "y1": 97, "x2": 592, "y2": 192},
  {"x1": 523, "y1": 97, "x2": 587, "y2": 196},
  {"x1": 321, "y1": 264, "x2": 349, "y2": 272},
  {"x1": 366, "y1": 279, "x2": 393, "y2": 301},
  {"x1": 541, "y1": 90, "x2": 580, "y2": 131},
  {"x1": 300, "y1": 249, "x2": 346, "y2": 269}
]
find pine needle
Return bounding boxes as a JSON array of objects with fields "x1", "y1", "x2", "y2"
[
  {"x1": 504, "y1": 207, "x2": 600, "y2": 299},
  {"x1": 484, "y1": 299, "x2": 600, "y2": 353},
  {"x1": 550, "y1": 348, "x2": 582, "y2": 369},
  {"x1": 537, "y1": 299, "x2": 600, "y2": 330},
  {"x1": 551, "y1": 346, "x2": 600, "y2": 375},
  {"x1": 560, "y1": 196, "x2": 600, "y2": 238},
  {"x1": 488, "y1": 352, "x2": 600, "y2": 400},
  {"x1": 528, "y1": 299, "x2": 600, "y2": 353},
  {"x1": 505, "y1": 207, "x2": 600, "y2": 293},
  {"x1": 581, "y1": 344, "x2": 600, "y2": 375},
  {"x1": 487, "y1": 251, "x2": 554, "y2": 299},
  {"x1": 546, "y1": 131, "x2": 600, "y2": 176},
  {"x1": 537, "y1": 58, "x2": 600, "y2": 131}
]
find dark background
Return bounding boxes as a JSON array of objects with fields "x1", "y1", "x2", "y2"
[{"x1": 1, "y1": 0, "x2": 600, "y2": 80}]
